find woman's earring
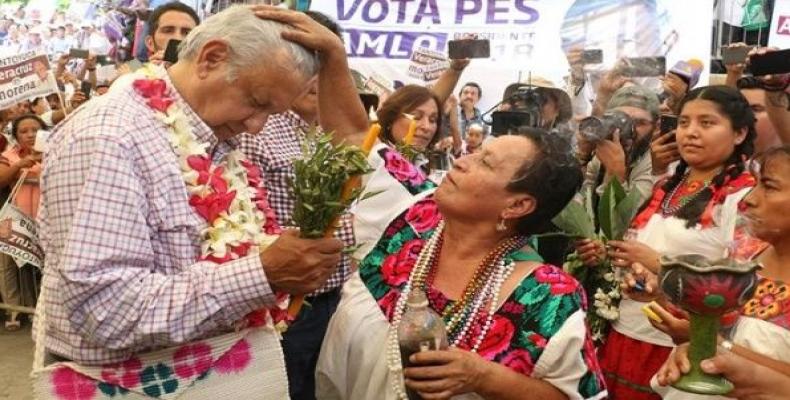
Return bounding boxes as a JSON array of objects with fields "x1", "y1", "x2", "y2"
[{"x1": 496, "y1": 218, "x2": 508, "y2": 232}]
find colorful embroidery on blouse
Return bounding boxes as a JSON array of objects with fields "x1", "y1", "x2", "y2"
[{"x1": 359, "y1": 197, "x2": 607, "y2": 398}]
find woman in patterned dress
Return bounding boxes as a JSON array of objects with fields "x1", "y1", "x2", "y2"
[
  {"x1": 654, "y1": 145, "x2": 790, "y2": 399},
  {"x1": 316, "y1": 128, "x2": 607, "y2": 399}
]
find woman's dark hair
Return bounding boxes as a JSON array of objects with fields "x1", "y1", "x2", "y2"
[
  {"x1": 377, "y1": 85, "x2": 443, "y2": 148},
  {"x1": 506, "y1": 127, "x2": 583, "y2": 235},
  {"x1": 662, "y1": 85, "x2": 756, "y2": 228},
  {"x1": 11, "y1": 114, "x2": 46, "y2": 140}
]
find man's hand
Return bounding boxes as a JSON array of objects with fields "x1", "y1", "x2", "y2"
[
  {"x1": 85, "y1": 54, "x2": 97, "y2": 71},
  {"x1": 251, "y1": 5, "x2": 344, "y2": 57},
  {"x1": 566, "y1": 46, "x2": 585, "y2": 84},
  {"x1": 596, "y1": 130, "x2": 627, "y2": 182},
  {"x1": 650, "y1": 131, "x2": 680, "y2": 175},
  {"x1": 724, "y1": 42, "x2": 749, "y2": 77},
  {"x1": 662, "y1": 73, "x2": 688, "y2": 104},
  {"x1": 260, "y1": 229, "x2": 343, "y2": 295},
  {"x1": 69, "y1": 91, "x2": 88, "y2": 109},
  {"x1": 598, "y1": 65, "x2": 630, "y2": 96},
  {"x1": 149, "y1": 50, "x2": 165, "y2": 66}
]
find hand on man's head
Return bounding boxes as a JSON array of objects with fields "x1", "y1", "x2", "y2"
[{"x1": 250, "y1": 5, "x2": 344, "y2": 57}]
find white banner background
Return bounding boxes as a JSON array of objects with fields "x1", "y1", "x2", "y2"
[
  {"x1": 313, "y1": 0, "x2": 714, "y2": 112},
  {"x1": 769, "y1": 0, "x2": 790, "y2": 49}
]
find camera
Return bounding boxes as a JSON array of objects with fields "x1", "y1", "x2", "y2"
[
  {"x1": 490, "y1": 86, "x2": 546, "y2": 135},
  {"x1": 578, "y1": 110, "x2": 636, "y2": 149}
]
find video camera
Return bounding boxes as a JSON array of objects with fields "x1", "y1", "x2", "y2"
[
  {"x1": 578, "y1": 110, "x2": 637, "y2": 151},
  {"x1": 490, "y1": 85, "x2": 546, "y2": 136}
]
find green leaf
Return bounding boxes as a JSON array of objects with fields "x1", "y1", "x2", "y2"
[
  {"x1": 612, "y1": 187, "x2": 643, "y2": 240},
  {"x1": 359, "y1": 189, "x2": 385, "y2": 202},
  {"x1": 552, "y1": 201, "x2": 596, "y2": 239},
  {"x1": 597, "y1": 179, "x2": 626, "y2": 240}
]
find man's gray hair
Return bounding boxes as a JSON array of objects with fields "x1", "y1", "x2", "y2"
[{"x1": 179, "y1": 5, "x2": 319, "y2": 80}]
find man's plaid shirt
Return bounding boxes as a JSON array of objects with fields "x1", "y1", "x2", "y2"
[{"x1": 237, "y1": 111, "x2": 354, "y2": 295}]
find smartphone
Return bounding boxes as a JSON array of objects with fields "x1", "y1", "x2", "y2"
[
  {"x1": 749, "y1": 49, "x2": 790, "y2": 76},
  {"x1": 659, "y1": 114, "x2": 678, "y2": 135},
  {"x1": 80, "y1": 80, "x2": 92, "y2": 99},
  {"x1": 95, "y1": 55, "x2": 110, "y2": 66},
  {"x1": 448, "y1": 39, "x2": 490, "y2": 59},
  {"x1": 69, "y1": 48, "x2": 89, "y2": 59},
  {"x1": 359, "y1": 93, "x2": 379, "y2": 115},
  {"x1": 163, "y1": 39, "x2": 182, "y2": 64},
  {"x1": 722, "y1": 45, "x2": 754, "y2": 65},
  {"x1": 642, "y1": 303, "x2": 663, "y2": 323},
  {"x1": 582, "y1": 49, "x2": 603, "y2": 64},
  {"x1": 623, "y1": 56, "x2": 666, "y2": 77}
]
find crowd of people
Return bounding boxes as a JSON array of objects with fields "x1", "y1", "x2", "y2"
[{"x1": 0, "y1": 2, "x2": 788, "y2": 400}]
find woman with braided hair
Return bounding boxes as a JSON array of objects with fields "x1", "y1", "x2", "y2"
[{"x1": 594, "y1": 85, "x2": 757, "y2": 400}]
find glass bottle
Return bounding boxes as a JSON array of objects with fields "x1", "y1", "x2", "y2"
[{"x1": 398, "y1": 288, "x2": 448, "y2": 400}]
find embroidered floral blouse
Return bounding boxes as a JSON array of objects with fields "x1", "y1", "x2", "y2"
[{"x1": 358, "y1": 147, "x2": 607, "y2": 398}]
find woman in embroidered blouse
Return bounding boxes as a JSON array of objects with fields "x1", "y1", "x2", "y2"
[
  {"x1": 0, "y1": 114, "x2": 44, "y2": 330},
  {"x1": 651, "y1": 145, "x2": 790, "y2": 399},
  {"x1": 316, "y1": 128, "x2": 606, "y2": 399},
  {"x1": 578, "y1": 86, "x2": 757, "y2": 400}
]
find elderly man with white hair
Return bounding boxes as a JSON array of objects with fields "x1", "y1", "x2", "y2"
[{"x1": 32, "y1": 5, "x2": 366, "y2": 399}]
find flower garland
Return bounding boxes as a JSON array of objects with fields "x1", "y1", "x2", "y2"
[{"x1": 132, "y1": 66, "x2": 292, "y2": 332}]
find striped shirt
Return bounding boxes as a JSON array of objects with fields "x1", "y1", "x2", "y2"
[{"x1": 38, "y1": 70, "x2": 276, "y2": 365}]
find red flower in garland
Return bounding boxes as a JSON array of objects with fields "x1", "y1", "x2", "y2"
[
  {"x1": 240, "y1": 160, "x2": 262, "y2": 188},
  {"x1": 133, "y1": 79, "x2": 173, "y2": 113},
  {"x1": 189, "y1": 191, "x2": 236, "y2": 223}
]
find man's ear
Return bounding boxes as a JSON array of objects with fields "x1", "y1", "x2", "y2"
[{"x1": 194, "y1": 39, "x2": 231, "y2": 79}]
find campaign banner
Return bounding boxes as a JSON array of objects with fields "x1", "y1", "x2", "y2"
[
  {"x1": 768, "y1": 0, "x2": 790, "y2": 49},
  {"x1": 312, "y1": 0, "x2": 714, "y2": 112},
  {"x1": 0, "y1": 51, "x2": 59, "y2": 109},
  {"x1": 0, "y1": 203, "x2": 43, "y2": 269}
]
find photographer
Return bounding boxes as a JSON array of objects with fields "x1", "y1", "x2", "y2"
[
  {"x1": 497, "y1": 77, "x2": 573, "y2": 131},
  {"x1": 576, "y1": 85, "x2": 660, "y2": 207}
]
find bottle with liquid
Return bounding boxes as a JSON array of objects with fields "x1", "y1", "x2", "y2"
[{"x1": 398, "y1": 288, "x2": 448, "y2": 400}]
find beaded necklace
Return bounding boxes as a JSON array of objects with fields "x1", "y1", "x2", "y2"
[
  {"x1": 385, "y1": 221, "x2": 528, "y2": 399},
  {"x1": 660, "y1": 173, "x2": 712, "y2": 217}
]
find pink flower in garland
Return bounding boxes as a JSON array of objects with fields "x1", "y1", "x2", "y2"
[
  {"x1": 189, "y1": 191, "x2": 236, "y2": 223},
  {"x1": 133, "y1": 79, "x2": 173, "y2": 112}
]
